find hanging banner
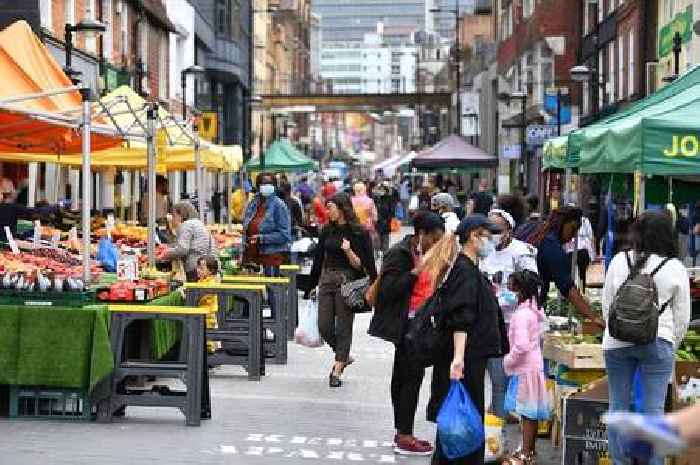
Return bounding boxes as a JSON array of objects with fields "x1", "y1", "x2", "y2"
[
  {"x1": 200, "y1": 111, "x2": 218, "y2": 141},
  {"x1": 658, "y1": 5, "x2": 693, "y2": 58},
  {"x1": 461, "y1": 92, "x2": 480, "y2": 137}
]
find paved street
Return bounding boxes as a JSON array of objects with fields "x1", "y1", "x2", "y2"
[{"x1": 0, "y1": 232, "x2": 561, "y2": 465}]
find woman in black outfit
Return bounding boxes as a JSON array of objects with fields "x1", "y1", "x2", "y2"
[
  {"x1": 423, "y1": 215, "x2": 508, "y2": 465},
  {"x1": 307, "y1": 192, "x2": 377, "y2": 387},
  {"x1": 369, "y1": 212, "x2": 445, "y2": 455}
]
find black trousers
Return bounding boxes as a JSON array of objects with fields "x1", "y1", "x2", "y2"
[
  {"x1": 317, "y1": 270, "x2": 355, "y2": 363},
  {"x1": 566, "y1": 249, "x2": 591, "y2": 288},
  {"x1": 391, "y1": 340, "x2": 426, "y2": 436},
  {"x1": 431, "y1": 356, "x2": 488, "y2": 465}
]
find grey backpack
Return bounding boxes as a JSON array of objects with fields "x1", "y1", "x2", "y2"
[{"x1": 608, "y1": 251, "x2": 671, "y2": 345}]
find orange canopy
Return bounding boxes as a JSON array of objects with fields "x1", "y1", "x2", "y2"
[{"x1": 0, "y1": 20, "x2": 120, "y2": 154}]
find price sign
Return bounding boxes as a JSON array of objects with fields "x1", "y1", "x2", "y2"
[
  {"x1": 4, "y1": 226, "x2": 19, "y2": 254},
  {"x1": 116, "y1": 258, "x2": 139, "y2": 281},
  {"x1": 51, "y1": 231, "x2": 61, "y2": 249},
  {"x1": 33, "y1": 220, "x2": 41, "y2": 249}
]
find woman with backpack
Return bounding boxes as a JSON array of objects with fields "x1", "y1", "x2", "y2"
[{"x1": 603, "y1": 210, "x2": 691, "y2": 465}]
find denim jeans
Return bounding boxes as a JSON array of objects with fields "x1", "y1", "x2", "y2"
[
  {"x1": 604, "y1": 339, "x2": 675, "y2": 465},
  {"x1": 487, "y1": 357, "x2": 507, "y2": 420}
]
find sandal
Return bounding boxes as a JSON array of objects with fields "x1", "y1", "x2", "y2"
[{"x1": 501, "y1": 450, "x2": 536, "y2": 465}]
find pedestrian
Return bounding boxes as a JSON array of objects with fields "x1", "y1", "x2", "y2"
[
  {"x1": 564, "y1": 212, "x2": 595, "y2": 290},
  {"x1": 481, "y1": 207, "x2": 538, "y2": 426},
  {"x1": 369, "y1": 212, "x2": 445, "y2": 456},
  {"x1": 296, "y1": 176, "x2": 314, "y2": 207},
  {"x1": 372, "y1": 181, "x2": 397, "y2": 254},
  {"x1": 423, "y1": 214, "x2": 508, "y2": 465},
  {"x1": 351, "y1": 182, "x2": 379, "y2": 248},
  {"x1": 528, "y1": 207, "x2": 604, "y2": 327},
  {"x1": 514, "y1": 195, "x2": 542, "y2": 241},
  {"x1": 321, "y1": 178, "x2": 337, "y2": 201},
  {"x1": 501, "y1": 270, "x2": 551, "y2": 465},
  {"x1": 602, "y1": 210, "x2": 690, "y2": 465},
  {"x1": 431, "y1": 192, "x2": 460, "y2": 233},
  {"x1": 242, "y1": 172, "x2": 292, "y2": 277},
  {"x1": 467, "y1": 178, "x2": 493, "y2": 216},
  {"x1": 279, "y1": 182, "x2": 304, "y2": 237},
  {"x1": 400, "y1": 177, "x2": 411, "y2": 222},
  {"x1": 306, "y1": 192, "x2": 377, "y2": 388}
]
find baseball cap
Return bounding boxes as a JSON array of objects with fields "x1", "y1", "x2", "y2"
[
  {"x1": 455, "y1": 214, "x2": 502, "y2": 241},
  {"x1": 412, "y1": 211, "x2": 445, "y2": 233},
  {"x1": 431, "y1": 192, "x2": 455, "y2": 210}
]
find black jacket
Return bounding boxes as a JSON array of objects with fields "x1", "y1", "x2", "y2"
[
  {"x1": 306, "y1": 223, "x2": 377, "y2": 291},
  {"x1": 373, "y1": 191, "x2": 397, "y2": 235},
  {"x1": 427, "y1": 253, "x2": 508, "y2": 422},
  {"x1": 368, "y1": 235, "x2": 417, "y2": 344}
]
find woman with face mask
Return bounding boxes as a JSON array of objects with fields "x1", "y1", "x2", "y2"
[
  {"x1": 369, "y1": 212, "x2": 445, "y2": 456},
  {"x1": 422, "y1": 214, "x2": 509, "y2": 465},
  {"x1": 242, "y1": 172, "x2": 292, "y2": 276},
  {"x1": 479, "y1": 207, "x2": 539, "y2": 433}
]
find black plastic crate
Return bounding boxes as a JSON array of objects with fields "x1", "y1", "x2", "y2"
[
  {"x1": 9, "y1": 386, "x2": 93, "y2": 420},
  {"x1": 563, "y1": 437, "x2": 609, "y2": 465},
  {"x1": 563, "y1": 395, "x2": 609, "y2": 438}
]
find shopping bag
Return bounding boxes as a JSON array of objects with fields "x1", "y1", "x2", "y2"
[
  {"x1": 97, "y1": 237, "x2": 119, "y2": 272},
  {"x1": 395, "y1": 203, "x2": 405, "y2": 220},
  {"x1": 390, "y1": 217, "x2": 401, "y2": 233},
  {"x1": 437, "y1": 380, "x2": 485, "y2": 460},
  {"x1": 484, "y1": 414, "x2": 505, "y2": 463},
  {"x1": 294, "y1": 296, "x2": 323, "y2": 348}
]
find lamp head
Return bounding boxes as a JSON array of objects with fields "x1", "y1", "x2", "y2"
[
  {"x1": 74, "y1": 18, "x2": 106, "y2": 38},
  {"x1": 570, "y1": 65, "x2": 592, "y2": 82}
]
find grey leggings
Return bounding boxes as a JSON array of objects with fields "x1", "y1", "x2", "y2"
[{"x1": 317, "y1": 269, "x2": 355, "y2": 363}]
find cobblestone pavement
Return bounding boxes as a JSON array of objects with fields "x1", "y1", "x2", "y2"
[{"x1": 0, "y1": 230, "x2": 562, "y2": 465}]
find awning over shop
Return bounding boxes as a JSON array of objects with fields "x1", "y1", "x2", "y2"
[
  {"x1": 245, "y1": 139, "x2": 319, "y2": 172},
  {"x1": 0, "y1": 20, "x2": 120, "y2": 155},
  {"x1": 569, "y1": 63, "x2": 700, "y2": 174},
  {"x1": 412, "y1": 134, "x2": 497, "y2": 170}
]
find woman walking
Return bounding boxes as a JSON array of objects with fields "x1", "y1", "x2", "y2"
[
  {"x1": 603, "y1": 210, "x2": 690, "y2": 465},
  {"x1": 369, "y1": 211, "x2": 445, "y2": 455},
  {"x1": 307, "y1": 192, "x2": 377, "y2": 387},
  {"x1": 423, "y1": 215, "x2": 508, "y2": 465}
]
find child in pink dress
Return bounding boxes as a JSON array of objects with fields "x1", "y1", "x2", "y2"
[{"x1": 502, "y1": 270, "x2": 551, "y2": 465}]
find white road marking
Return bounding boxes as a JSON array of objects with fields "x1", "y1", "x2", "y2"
[{"x1": 220, "y1": 445, "x2": 238, "y2": 454}]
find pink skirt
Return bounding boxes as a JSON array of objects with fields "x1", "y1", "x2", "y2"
[{"x1": 504, "y1": 371, "x2": 551, "y2": 421}]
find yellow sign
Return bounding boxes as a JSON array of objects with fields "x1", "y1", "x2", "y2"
[
  {"x1": 663, "y1": 135, "x2": 700, "y2": 157},
  {"x1": 200, "y1": 111, "x2": 218, "y2": 141}
]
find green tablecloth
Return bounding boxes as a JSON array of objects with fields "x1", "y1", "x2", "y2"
[
  {"x1": 0, "y1": 305, "x2": 113, "y2": 391},
  {"x1": 149, "y1": 291, "x2": 184, "y2": 360}
]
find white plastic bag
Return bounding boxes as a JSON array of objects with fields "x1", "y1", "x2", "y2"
[{"x1": 295, "y1": 296, "x2": 323, "y2": 348}]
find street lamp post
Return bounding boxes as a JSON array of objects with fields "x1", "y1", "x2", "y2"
[
  {"x1": 430, "y1": 0, "x2": 461, "y2": 135},
  {"x1": 64, "y1": 18, "x2": 107, "y2": 84},
  {"x1": 180, "y1": 65, "x2": 206, "y2": 121}
]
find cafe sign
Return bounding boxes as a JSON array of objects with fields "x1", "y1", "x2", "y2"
[{"x1": 658, "y1": 5, "x2": 693, "y2": 58}]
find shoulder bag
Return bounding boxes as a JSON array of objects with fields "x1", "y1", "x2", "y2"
[{"x1": 340, "y1": 231, "x2": 375, "y2": 313}]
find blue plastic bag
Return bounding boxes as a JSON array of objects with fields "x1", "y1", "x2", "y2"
[
  {"x1": 97, "y1": 237, "x2": 119, "y2": 272},
  {"x1": 437, "y1": 380, "x2": 485, "y2": 460},
  {"x1": 395, "y1": 203, "x2": 405, "y2": 220}
]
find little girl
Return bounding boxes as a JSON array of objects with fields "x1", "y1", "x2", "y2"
[{"x1": 502, "y1": 270, "x2": 551, "y2": 465}]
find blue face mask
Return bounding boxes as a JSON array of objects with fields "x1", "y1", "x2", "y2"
[
  {"x1": 498, "y1": 289, "x2": 519, "y2": 308},
  {"x1": 478, "y1": 236, "x2": 495, "y2": 258},
  {"x1": 260, "y1": 184, "x2": 275, "y2": 197}
]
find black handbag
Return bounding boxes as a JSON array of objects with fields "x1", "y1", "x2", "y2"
[
  {"x1": 340, "y1": 275, "x2": 372, "y2": 313},
  {"x1": 403, "y1": 251, "x2": 459, "y2": 367}
]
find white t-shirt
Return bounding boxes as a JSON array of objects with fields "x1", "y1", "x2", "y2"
[
  {"x1": 602, "y1": 251, "x2": 691, "y2": 350},
  {"x1": 481, "y1": 238, "x2": 539, "y2": 322}
]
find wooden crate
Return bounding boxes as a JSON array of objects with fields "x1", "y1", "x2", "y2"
[{"x1": 543, "y1": 339, "x2": 604, "y2": 369}]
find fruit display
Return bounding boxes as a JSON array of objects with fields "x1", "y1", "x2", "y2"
[
  {"x1": 0, "y1": 249, "x2": 102, "y2": 291},
  {"x1": 141, "y1": 265, "x2": 172, "y2": 280},
  {"x1": 677, "y1": 330, "x2": 700, "y2": 361},
  {"x1": 96, "y1": 279, "x2": 170, "y2": 302}
]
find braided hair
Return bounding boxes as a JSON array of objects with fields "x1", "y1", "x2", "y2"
[
  {"x1": 528, "y1": 206, "x2": 583, "y2": 246},
  {"x1": 508, "y1": 270, "x2": 542, "y2": 304}
]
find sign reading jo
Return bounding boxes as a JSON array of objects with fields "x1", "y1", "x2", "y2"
[{"x1": 663, "y1": 135, "x2": 700, "y2": 157}]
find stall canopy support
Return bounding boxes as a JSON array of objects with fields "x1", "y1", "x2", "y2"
[
  {"x1": 80, "y1": 87, "x2": 92, "y2": 285},
  {"x1": 146, "y1": 103, "x2": 157, "y2": 266}
]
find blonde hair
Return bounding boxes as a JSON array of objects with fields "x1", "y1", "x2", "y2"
[
  {"x1": 422, "y1": 232, "x2": 459, "y2": 288},
  {"x1": 171, "y1": 201, "x2": 198, "y2": 221}
]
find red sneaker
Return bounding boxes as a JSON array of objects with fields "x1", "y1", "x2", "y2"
[
  {"x1": 393, "y1": 434, "x2": 432, "y2": 448},
  {"x1": 394, "y1": 437, "x2": 434, "y2": 456}
]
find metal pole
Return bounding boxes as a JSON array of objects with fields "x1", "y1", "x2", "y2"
[
  {"x1": 181, "y1": 73, "x2": 187, "y2": 121},
  {"x1": 146, "y1": 103, "x2": 157, "y2": 266},
  {"x1": 64, "y1": 24, "x2": 73, "y2": 73},
  {"x1": 259, "y1": 111, "x2": 265, "y2": 171},
  {"x1": 194, "y1": 124, "x2": 204, "y2": 221},
  {"x1": 557, "y1": 87, "x2": 562, "y2": 136},
  {"x1": 673, "y1": 31, "x2": 682, "y2": 77},
  {"x1": 80, "y1": 87, "x2": 92, "y2": 285},
  {"x1": 454, "y1": 3, "x2": 461, "y2": 135},
  {"x1": 521, "y1": 95, "x2": 527, "y2": 192}
]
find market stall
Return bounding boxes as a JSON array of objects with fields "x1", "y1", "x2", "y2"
[{"x1": 245, "y1": 139, "x2": 319, "y2": 172}]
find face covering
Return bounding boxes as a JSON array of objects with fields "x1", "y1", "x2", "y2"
[
  {"x1": 477, "y1": 236, "x2": 495, "y2": 258},
  {"x1": 259, "y1": 184, "x2": 275, "y2": 197},
  {"x1": 490, "y1": 234, "x2": 502, "y2": 247}
]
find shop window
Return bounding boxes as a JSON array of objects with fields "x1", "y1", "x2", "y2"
[
  {"x1": 628, "y1": 30, "x2": 635, "y2": 96},
  {"x1": 39, "y1": 0, "x2": 52, "y2": 29}
]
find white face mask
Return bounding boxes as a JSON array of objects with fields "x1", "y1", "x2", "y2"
[
  {"x1": 259, "y1": 184, "x2": 275, "y2": 197},
  {"x1": 491, "y1": 234, "x2": 503, "y2": 247}
]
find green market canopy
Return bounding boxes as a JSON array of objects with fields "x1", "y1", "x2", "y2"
[
  {"x1": 245, "y1": 139, "x2": 318, "y2": 172},
  {"x1": 412, "y1": 134, "x2": 497, "y2": 171},
  {"x1": 567, "y1": 64, "x2": 700, "y2": 174}
]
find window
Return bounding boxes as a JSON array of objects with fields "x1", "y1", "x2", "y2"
[
  {"x1": 391, "y1": 64, "x2": 400, "y2": 74},
  {"x1": 608, "y1": 41, "x2": 615, "y2": 103},
  {"x1": 85, "y1": 0, "x2": 97, "y2": 54},
  {"x1": 159, "y1": 34, "x2": 167, "y2": 99},
  {"x1": 523, "y1": 0, "x2": 534, "y2": 18},
  {"x1": 39, "y1": 0, "x2": 52, "y2": 29},
  {"x1": 64, "y1": 0, "x2": 75, "y2": 25},
  {"x1": 628, "y1": 30, "x2": 635, "y2": 96},
  {"x1": 140, "y1": 22, "x2": 149, "y2": 72},
  {"x1": 619, "y1": 32, "x2": 626, "y2": 99},
  {"x1": 120, "y1": 1, "x2": 128, "y2": 59},
  {"x1": 599, "y1": 50, "x2": 604, "y2": 108},
  {"x1": 665, "y1": 0, "x2": 676, "y2": 21},
  {"x1": 392, "y1": 79, "x2": 401, "y2": 93},
  {"x1": 102, "y1": 0, "x2": 113, "y2": 62},
  {"x1": 217, "y1": 0, "x2": 230, "y2": 37}
]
